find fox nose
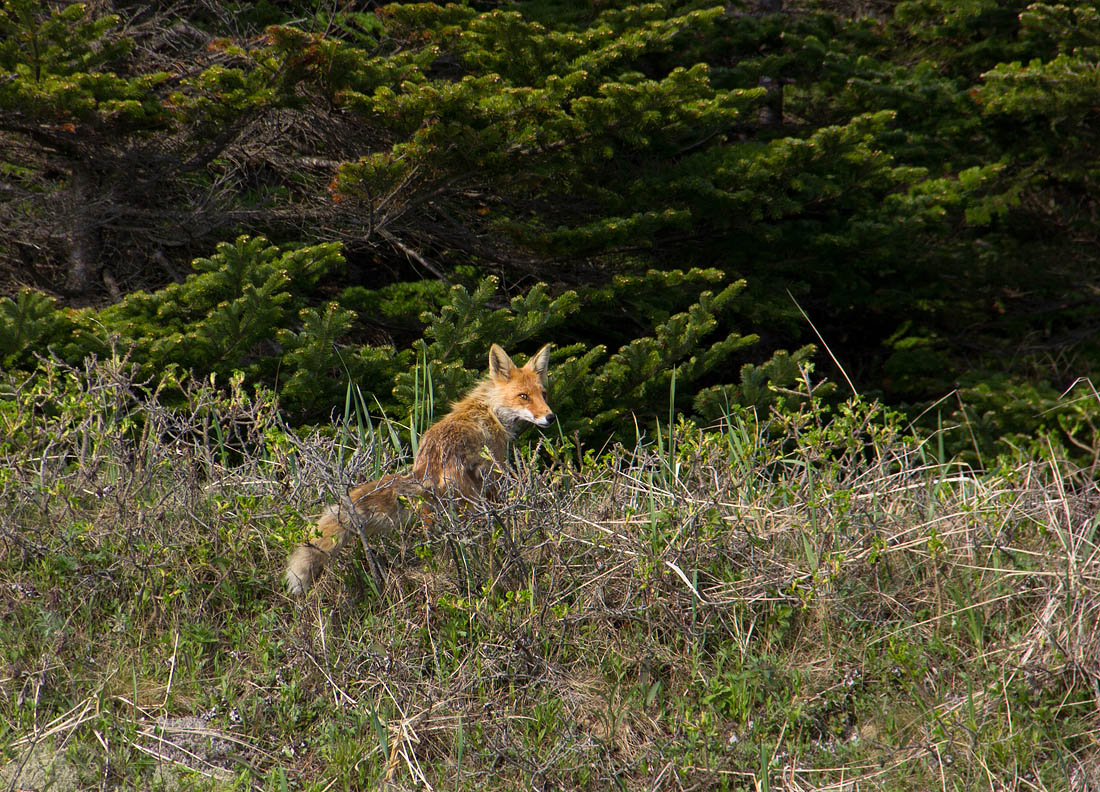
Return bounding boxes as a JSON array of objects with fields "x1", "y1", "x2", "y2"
[{"x1": 544, "y1": 412, "x2": 557, "y2": 425}]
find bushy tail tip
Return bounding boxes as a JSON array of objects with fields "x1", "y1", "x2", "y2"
[{"x1": 285, "y1": 544, "x2": 325, "y2": 595}]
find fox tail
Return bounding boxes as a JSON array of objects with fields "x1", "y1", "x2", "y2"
[{"x1": 285, "y1": 474, "x2": 424, "y2": 595}]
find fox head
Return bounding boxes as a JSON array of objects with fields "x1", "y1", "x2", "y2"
[{"x1": 487, "y1": 343, "x2": 556, "y2": 430}]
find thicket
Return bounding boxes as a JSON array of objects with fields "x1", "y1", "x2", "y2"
[{"x1": 1, "y1": 0, "x2": 1098, "y2": 453}]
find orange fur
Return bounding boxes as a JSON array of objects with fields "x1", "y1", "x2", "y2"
[{"x1": 285, "y1": 343, "x2": 554, "y2": 594}]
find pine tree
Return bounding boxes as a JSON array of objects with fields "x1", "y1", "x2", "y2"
[{"x1": 1, "y1": 0, "x2": 1097, "y2": 454}]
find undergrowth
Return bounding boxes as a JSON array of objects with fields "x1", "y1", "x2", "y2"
[{"x1": 1, "y1": 355, "x2": 1098, "y2": 791}]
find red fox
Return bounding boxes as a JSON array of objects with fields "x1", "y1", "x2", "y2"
[{"x1": 285, "y1": 343, "x2": 554, "y2": 594}]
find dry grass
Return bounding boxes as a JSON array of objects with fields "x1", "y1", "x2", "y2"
[{"x1": 1, "y1": 355, "x2": 1098, "y2": 791}]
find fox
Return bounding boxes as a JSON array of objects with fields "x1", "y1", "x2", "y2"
[{"x1": 285, "y1": 343, "x2": 555, "y2": 594}]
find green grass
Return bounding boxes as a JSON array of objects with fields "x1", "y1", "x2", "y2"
[{"x1": 1, "y1": 355, "x2": 1096, "y2": 790}]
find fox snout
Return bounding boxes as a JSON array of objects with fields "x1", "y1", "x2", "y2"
[{"x1": 513, "y1": 405, "x2": 555, "y2": 428}]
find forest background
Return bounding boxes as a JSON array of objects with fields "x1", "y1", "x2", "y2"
[{"x1": 2, "y1": 0, "x2": 1098, "y2": 457}]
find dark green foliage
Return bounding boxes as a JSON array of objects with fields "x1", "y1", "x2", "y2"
[
  {"x1": 389, "y1": 270, "x2": 782, "y2": 440},
  {"x1": 0, "y1": 237, "x2": 796, "y2": 441},
  {"x1": 0, "y1": 237, "x2": 407, "y2": 422},
  {"x1": 0, "y1": 289, "x2": 70, "y2": 369},
  {"x1": 390, "y1": 277, "x2": 581, "y2": 411},
  {"x1": 0, "y1": 2, "x2": 143, "y2": 107},
  {"x1": 0, "y1": 0, "x2": 1097, "y2": 456},
  {"x1": 84, "y1": 236, "x2": 343, "y2": 375}
]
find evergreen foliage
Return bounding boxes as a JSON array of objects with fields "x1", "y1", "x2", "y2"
[
  {"x1": 0, "y1": 235, "x2": 792, "y2": 442},
  {"x1": 0, "y1": 0, "x2": 1097, "y2": 453}
]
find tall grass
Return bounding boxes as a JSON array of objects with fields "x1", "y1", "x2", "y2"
[{"x1": 1, "y1": 355, "x2": 1097, "y2": 790}]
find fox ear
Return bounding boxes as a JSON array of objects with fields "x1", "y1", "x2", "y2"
[
  {"x1": 525, "y1": 344, "x2": 552, "y2": 383},
  {"x1": 488, "y1": 344, "x2": 516, "y2": 380}
]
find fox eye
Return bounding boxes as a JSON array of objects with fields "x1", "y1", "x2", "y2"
[{"x1": 518, "y1": 393, "x2": 529, "y2": 400}]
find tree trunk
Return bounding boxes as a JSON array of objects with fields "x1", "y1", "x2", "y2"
[
  {"x1": 758, "y1": 75, "x2": 783, "y2": 127},
  {"x1": 62, "y1": 163, "x2": 102, "y2": 296},
  {"x1": 757, "y1": 0, "x2": 784, "y2": 128}
]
